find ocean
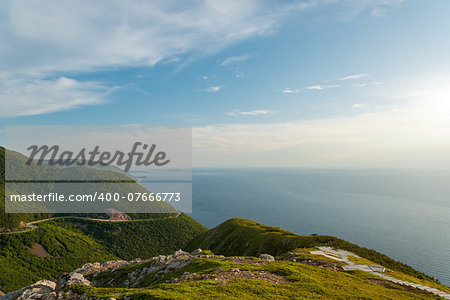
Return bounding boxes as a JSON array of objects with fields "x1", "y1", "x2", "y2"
[{"x1": 186, "y1": 168, "x2": 450, "y2": 286}]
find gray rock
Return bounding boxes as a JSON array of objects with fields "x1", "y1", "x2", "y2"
[
  {"x1": 61, "y1": 272, "x2": 90, "y2": 287},
  {"x1": 259, "y1": 254, "x2": 275, "y2": 262},
  {"x1": 173, "y1": 249, "x2": 189, "y2": 258},
  {"x1": 3, "y1": 280, "x2": 56, "y2": 300},
  {"x1": 156, "y1": 255, "x2": 166, "y2": 264},
  {"x1": 191, "y1": 248, "x2": 203, "y2": 255}
]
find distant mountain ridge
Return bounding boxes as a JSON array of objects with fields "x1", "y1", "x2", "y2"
[{"x1": 0, "y1": 146, "x2": 174, "y2": 229}]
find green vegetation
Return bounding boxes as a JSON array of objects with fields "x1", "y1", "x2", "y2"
[
  {"x1": 1, "y1": 145, "x2": 448, "y2": 298},
  {"x1": 0, "y1": 146, "x2": 207, "y2": 292},
  {"x1": 0, "y1": 215, "x2": 205, "y2": 293},
  {"x1": 1, "y1": 146, "x2": 179, "y2": 229},
  {"x1": 0, "y1": 221, "x2": 118, "y2": 292},
  {"x1": 68, "y1": 256, "x2": 439, "y2": 299},
  {"x1": 54, "y1": 214, "x2": 206, "y2": 260},
  {"x1": 184, "y1": 218, "x2": 437, "y2": 282}
]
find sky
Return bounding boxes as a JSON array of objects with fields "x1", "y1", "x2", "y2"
[{"x1": 1, "y1": 0, "x2": 450, "y2": 168}]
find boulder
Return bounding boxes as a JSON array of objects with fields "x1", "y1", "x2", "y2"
[
  {"x1": 56, "y1": 272, "x2": 90, "y2": 289},
  {"x1": 191, "y1": 248, "x2": 203, "y2": 255},
  {"x1": 259, "y1": 254, "x2": 275, "y2": 262},
  {"x1": 173, "y1": 249, "x2": 189, "y2": 258},
  {"x1": 156, "y1": 255, "x2": 166, "y2": 264},
  {"x1": 3, "y1": 280, "x2": 56, "y2": 300}
]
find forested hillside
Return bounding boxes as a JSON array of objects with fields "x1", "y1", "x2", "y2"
[
  {"x1": 1, "y1": 146, "x2": 176, "y2": 229},
  {"x1": 0, "y1": 146, "x2": 206, "y2": 293}
]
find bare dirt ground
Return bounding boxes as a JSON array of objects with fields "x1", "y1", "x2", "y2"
[{"x1": 26, "y1": 243, "x2": 52, "y2": 258}]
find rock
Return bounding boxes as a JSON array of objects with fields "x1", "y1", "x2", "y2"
[
  {"x1": 146, "y1": 266, "x2": 159, "y2": 274},
  {"x1": 173, "y1": 249, "x2": 189, "y2": 258},
  {"x1": 164, "y1": 260, "x2": 189, "y2": 272},
  {"x1": 130, "y1": 258, "x2": 142, "y2": 264},
  {"x1": 191, "y1": 248, "x2": 203, "y2": 255},
  {"x1": 182, "y1": 271, "x2": 190, "y2": 277},
  {"x1": 156, "y1": 255, "x2": 166, "y2": 264},
  {"x1": 3, "y1": 280, "x2": 56, "y2": 300},
  {"x1": 57, "y1": 272, "x2": 90, "y2": 289},
  {"x1": 259, "y1": 254, "x2": 275, "y2": 262},
  {"x1": 230, "y1": 268, "x2": 240, "y2": 272}
]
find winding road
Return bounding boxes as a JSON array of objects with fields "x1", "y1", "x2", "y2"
[
  {"x1": 0, "y1": 212, "x2": 181, "y2": 235},
  {"x1": 310, "y1": 246, "x2": 450, "y2": 299}
]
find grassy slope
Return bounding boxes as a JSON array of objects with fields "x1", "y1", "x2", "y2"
[
  {"x1": 184, "y1": 218, "x2": 439, "y2": 283},
  {"x1": 0, "y1": 146, "x2": 207, "y2": 292},
  {"x1": 70, "y1": 256, "x2": 440, "y2": 300},
  {"x1": 0, "y1": 215, "x2": 206, "y2": 293}
]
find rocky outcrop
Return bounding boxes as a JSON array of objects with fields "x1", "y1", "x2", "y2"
[
  {"x1": 2, "y1": 249, "x2": 285, "y2": 300},
  {"x1": 258, "y1": 254, "x2": 275, "y2": 262},
  {"x1": 2, "y1": 280, "x2": 56, "y2": 300}
]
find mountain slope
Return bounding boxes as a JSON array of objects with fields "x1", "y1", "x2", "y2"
[
  {"x1": 1, "y1": 146, "x2": 178, "y2": 229},
  {"x1": 184, "y1": 218, "x2": 437, "y2": 283},
  {"x1": 0, "y1": 215, "x2": 206, "y2": 293},
  {"x1": 4, "y1": 248, "x2": 447, "y2": 300},
  {"x1": 0, "y1": 146, "x2": 207, "y2": 293}
]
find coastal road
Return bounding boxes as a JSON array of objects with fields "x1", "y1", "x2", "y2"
[
  {"x1": 0, "y1": 212, "x2": 181, "y2": 235},
  {"x1": 310, "y1": 246, "x2": 450, "y2": 299}
]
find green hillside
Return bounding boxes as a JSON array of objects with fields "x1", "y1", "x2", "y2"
[
  {"x1": 1, "y1": 146, "x2": 178, "y2": 229},
  {"x1": 0, "y1": 146, "x2": 206, "y2": 293},
  {"x1": 53, "y1": 214, "x2": 207, "y2": 260},
  {"x1": 0, "y1": 221, "x2": 117, "y2": 292},
  {"x1": 0, "y1": 215, "x2": 206, "y2": 293},
  {"x1": 184, "y1": 218, "x2": 437, "y2": 283},
  {"x1": 59, "y1": 250, "x2": 445, "y2": 300},
  {"x1": 1, "y1": 146, "x2": 181, "y2": 229}
]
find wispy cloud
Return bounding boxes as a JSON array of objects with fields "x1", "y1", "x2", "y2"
[
  {"x1": 0, "y1": 1, "x2": 401, "y2": 117},
  {"x1": 307, "y1": 85, "x2": 340, "y2": 90},
  {"x1": 282, "y1": 88, "x2": 300, "y2": 94},
  {"x1": 352, "y1": 103, "x2": 367, "y2": 109},
  {"x1": 220, "y1": 54, "x2": 251, "y2": 66},
  {"x1": 202, "y1": 86, "x2": 222, "y2": 93},
  {"x1": 0, "y1": 1, "x2": 301, "y2": 117},
  {"x1": 334, "y1": 73, "x2": 368, "y2": 81},
  {"x1": 0, "y1": 76, "x2": 110, "y2": 117},
  {"x1": 226, "y1": 109, "x2": 276, "y2": 117}
]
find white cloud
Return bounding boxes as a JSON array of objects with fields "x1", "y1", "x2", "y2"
[
  {"x1": 282, "y1": 88, "x2": 300, "y2": 94},
  {"x1": 0, "y1": 76, "x2": 110, "y2": 117},
  {"x1": 202, "y1": 86, "x2": 222, "y2": 93},
  {"x1": 334, "y1": 73, "x2": 368, "y2": 81},
  {"x1": 307, "y1": 85, "x2": 340, "y2": 90},
  {"x1": 194, "y1": 76, "x2": 450, "y2": 168},
  {"x1": 226, "y1": 109, "x2": 276, "y2": 117},
  {"x1": 220, "y1": 54, "x2": 251, "y2": 66},
  {"x1": 0, "y1": 1, "x2": 402, "y2": 117},
  {"x1": 0, "y1": 1, "x2": 308, "y2": 75},
  {"x1": 352, "y1": 103, "x2": 367, "y2": 109}
]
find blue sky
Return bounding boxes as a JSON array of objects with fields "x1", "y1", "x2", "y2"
[{"x1": 1, "y1": 0, "x2": 450, "y2": 168}]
